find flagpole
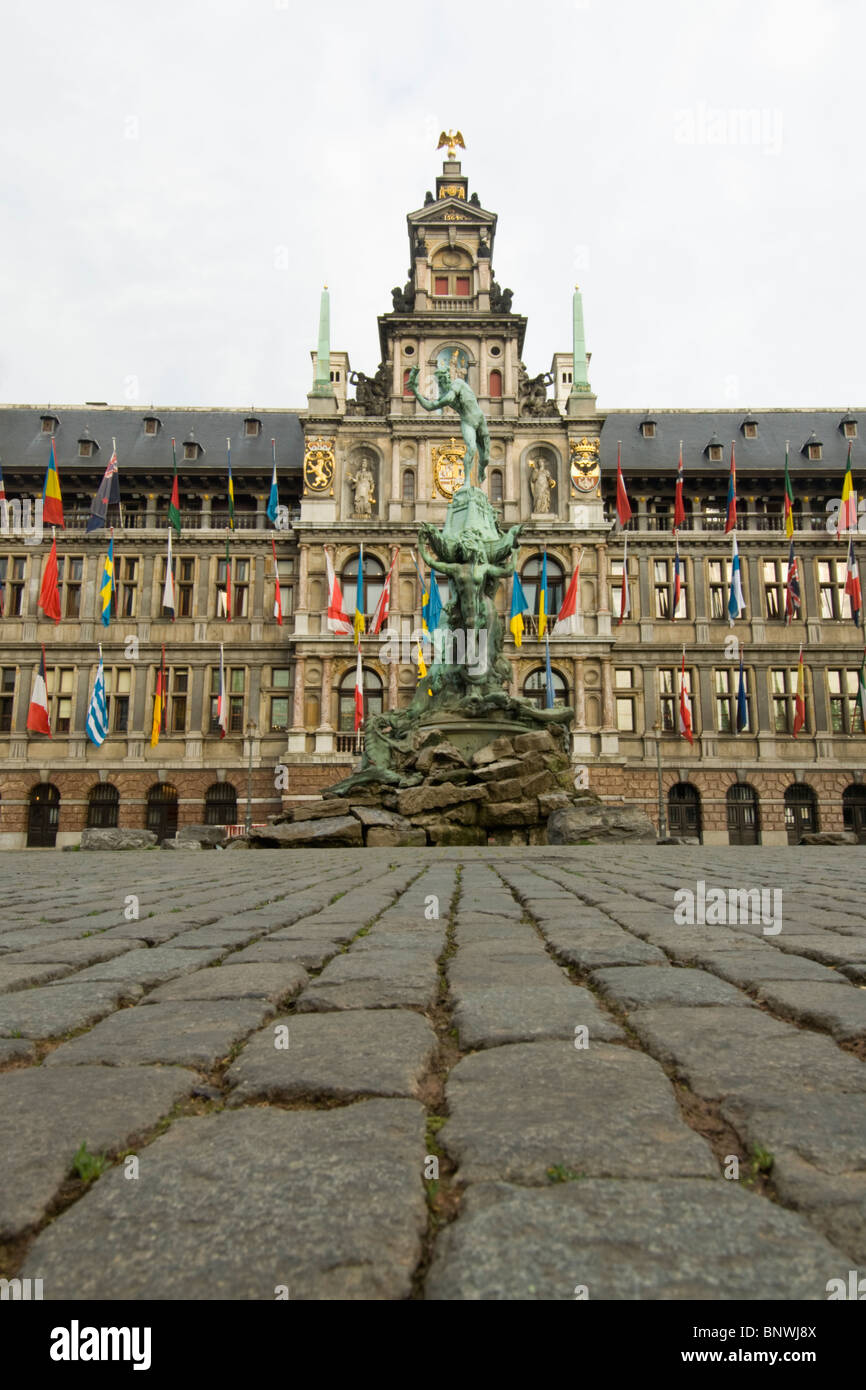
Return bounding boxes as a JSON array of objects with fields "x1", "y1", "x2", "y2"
[{"x1": 113, "y1": 437, "x2": 124, "y2": 529}]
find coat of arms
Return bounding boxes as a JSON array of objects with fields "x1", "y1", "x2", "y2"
[
  {"x1": 303, "y1": 437, "x2": 335, "y2": 495},
  {"x1": 432, "y1": 439, "x2": 466, "y2": 499},
  {"x1": 570, "y1": 436, "x2": 600, "y2": 494}
]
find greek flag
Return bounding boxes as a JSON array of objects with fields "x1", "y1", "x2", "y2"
[{"x1": 85, "y1": 649, "x2": 108, "y2": 746}]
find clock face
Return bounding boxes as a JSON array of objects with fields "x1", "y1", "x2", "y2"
[{"x1": 436, "y1": 345, "x2": 470, "y2": 382}]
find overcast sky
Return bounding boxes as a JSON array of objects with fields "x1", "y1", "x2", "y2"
[{"x1": 1, "y1": 0, "x2": 861, "y2": 414}]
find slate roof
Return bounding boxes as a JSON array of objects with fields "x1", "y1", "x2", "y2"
[{"x1": 599, "y1": 410, "x2": 862, "y2": 475}]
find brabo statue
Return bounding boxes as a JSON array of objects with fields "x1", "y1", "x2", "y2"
[{"x1": 408, "y1": 365, "x2": 491, "y2": 485}]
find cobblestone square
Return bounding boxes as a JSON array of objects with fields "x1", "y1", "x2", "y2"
[{"x1": 1, "y1": 846, "x2": 864, "y2": 1301}]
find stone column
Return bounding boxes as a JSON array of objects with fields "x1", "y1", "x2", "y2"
[
  {"x1": 573, "y1": 657, "x2": 586, "y2": 727},
  {"x1": 314, "y1": 654, "x2": 335, "y2": 753},
  {"x1": 294, "y1": 543, "x2": 310, "y2": 636},
  {"x1": 388, "y1": 658, "x2": 398, "y2": 710},
  {"x1": 287, "y1": 654, "x2": 307, "y2": 753},
  {"x1": 596, "y1": 543, "x2": 609, "y2": 613},
  {"x1": 601, "y1": 658, "x2": 615, "y2": 729}
]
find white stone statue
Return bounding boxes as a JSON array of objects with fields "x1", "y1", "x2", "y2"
[
  {"x1": 348, "y1": 457, "x2": 375, "y2": 517},
  {"x1": 529, "y1": 456, "x2": 555, "y2": 513}
]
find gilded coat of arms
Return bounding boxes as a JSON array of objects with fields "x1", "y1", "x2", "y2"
[
  {"x1": 570, "y1": 436, "x2": 601, "y2": 494},
  {"x1": 303, "y1": 436, "x2": 336, "y2": 495},
  {"x1": 432, "y1": 438, "x2": 466, "y2": 499}
]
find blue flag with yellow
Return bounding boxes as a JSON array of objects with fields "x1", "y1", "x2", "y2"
[
  {"x1": 354, "y1": 543, "x2": 365, "y2": 645},
  {"x1": 538, "y1": 550, "x2": 548, "y2": 639},
  {"x1": 100, "y1": 535, "x2": 114, "y2": 627},
  {"x1": 510, "y1": 572, "x2": 528, "y2": 647}
]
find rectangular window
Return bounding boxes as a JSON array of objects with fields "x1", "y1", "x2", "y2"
[
  {"x1": 763, "y1": 559, "x2": 785, "y2": 620},
  {"x1": 46, "y1": 666, "x2": 75, "y2": 733},
  {"x1": 707, "y1": 558, "x2": 739, "y2": 620},
  {"x1": 653, "y1": 557, "x2": 687, "y2": 619},
  {"x1": 170, "y1": 667, "x2": 188, "y2": 734},
  {"x1": 818, "y1": 559, "x2": 850, "y2": 620},
  {"x1": 434, "y1": 276, "x2": 448, "y2": 296},
  {"x1": 0, "y1": 666, "x2": 15, "y2": 731},
  {"x1": 117, "y1": 556, "x2": 139, "y2": 618},
  {"x1": 276, "y1": 560, "x2": 293, "y2": 617},
  {"x1": 455, "y1": 276, "x2": 471, "y2": 297},
  {"x1": 271, "y1": 667, "x2": 292, "y2": 689},
  {"x1": 771, "y1": 666, "x2": 807, "y2": 735},
  {"x1": 209, "y1": 666, "x2": 244, "y2": 733},
  {"x1": 177, "y1": 558, "x2": 195, "y2": 618},
  {"x1": 104, "y1": 667, "x2": 132, "y2": 733},
  {"x1": 828, "y1": 668, "x2": 860, "y2": 734},
  {"x1": 56, "y1": 555, "x2": 84, "y2": 619},
  {"x1": 715, "y1": 666, "x2": 750, "y2": 733},
  {"x1": 270, "y1": 696, "x2": 289, "y2": 731},
  {"x1": 233, "y1": 559, "x2": 249, "y2": 618},
  {"x1": 2, "y1": 556, "x2": 27, "y2": 616},
  {"x1": 659, "y1": 666, "x2": 693, "y2": 734},
  {"x1": 609, "y1": 558, "x2": 631, "y2": 619}
]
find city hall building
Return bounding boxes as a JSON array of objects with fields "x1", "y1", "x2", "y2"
[{"x1": 0, "y1": 146, "x2": 864, "y2": 848}]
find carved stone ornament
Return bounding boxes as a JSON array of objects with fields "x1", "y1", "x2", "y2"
[
  {"x1": 570, "y1": 436, "x2": 601, "y2": 494},
  {"x1": 303, "y1": 436, "x2": 336, "y2": 495},
  {"x1": 432, "y1": 438, "x2": 466, "y2": 499}
]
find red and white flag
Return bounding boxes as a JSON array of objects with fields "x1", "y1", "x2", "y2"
[
  {"x1": 38, "y1": 536, "x2": 61, "y2": 623},
  {"x1": 556, "y1": 550, "x2": 582, "y2": 636},
  {"x1": 271, "y1": 535, "x2": 283, "y2": 626},
  {"x1": 26, "y1": 646, "x2": 52, "y2": 737},
  {"x1": 617, "y1": 533, "x2": 630, "y2": 626},
  {"x1": 353, "y1": 647, "x2": 364, "y2": 731},
  {"x1": 792, "y1": 645, "x2": 806, "y2": 738},
  {"x1": 615, "y1": 441, "x2": 632, "y2": 530},
  {"x1": 370, "y1": 547, "x2": 399, "y2": 635},
  {"x1": 845, "y1": 538, "x2": 861, "y2": 628},
  {"x1": 678, "y1": 648, "x2": 694, "y2": 744},
  {"x1": 325, "y1": 546, "x2": 352, "y2": 636},
  {"x1": 672, "y1": 439, "x2": 686, "y2": 532},
  {"x1": 217, "y1": 643, "x2": 228, "y2": 738}
]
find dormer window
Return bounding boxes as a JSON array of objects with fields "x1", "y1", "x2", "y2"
[
  {"x1": 808, "y1": 442, "x2": 822, "y2": 460},
  {"x1": 244, "y1": 417, "x2": 261, "y2": 438},
  {"x1": 708, "y1": 444, "x2": 724, "y2": 462},
  {"x1": 143, "y1": 416, "x2": 160, "y2": 436},
  {"x1": 802, "y1": 432, "x2": 823, "y2": 461},
  {"x1": 741, "y1": 416, "x2": 758, "y2": 439},
  {"x1": 78, "y1": 440, "x2": 95, "y2": 457},
  {"x1": 40, "y1": 414, "x2": 58, "y2": 433},
  {"x1": 841, "y1": 415, "x2": 858, "y2": 440},
  {"x1": 183, "y1": 441, "x2": 202, "y2": 461}
]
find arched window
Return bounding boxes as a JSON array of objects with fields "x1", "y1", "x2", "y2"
[
  {"x1": 726, "y1": 783, "x2": 760, "y2": 845},
  {"x1": 402, "y1": 469, "x2": 416, "y2": 503},
  {"x1": 784, "y1": 783, "x2": 818, "y2": 844},
  {"x1": 340, "y1": 553, "x2": 385, "y2": 624},
  {"x1": 27, "y1": 783, "x2": 60, "y2": 848},
  {"x1": 204, "y1": 782, "x2": 237, "y2": 826},
  {"x1": 842, "y1": 784, "x2": 866, "y2": 841},
  {"x1": 146, "y1": 782, "x2": 178, "y2": 843},
  {"x1": 489, "y1": 369, "x2": 502, "y2": 399},
  {"x1": 87, "y1": 783, "x2": 119, "y2": 829},
  {"x1": 520, "y1": 554, "x2": 565, "y2": 628},
  {"x1": 522, "y1": 667, "x2": 569, "y2": 710},
  {"x1": 668, "y1": 783, "x2": 701, "y2": 841},
  {"x1": 489, "y1": 469, "x2": 503, "y2": 506},
  {"x1": 338, "y1": 665, "x2": 383, "y2": 731}
]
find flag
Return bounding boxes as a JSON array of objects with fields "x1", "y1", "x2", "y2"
[
  {"x1": 26, "y1": 647, "x2": 51, "y2": 736},
  {"x1": 678, "y1": 649, "x2": 694, "y2": 744},
  {"x1": 168, "y1": 438, "x2": 182, "y2": 537},
  {"x1": 617, "y1": 533, "x2": 630, "y2": 626},
  {"x1": 727, "y1": 532, "x2": 745, "y2": 625},
  {"x1": 217, "y1": 643, "x2": 228, "y2": 738},
  {"x1": 725, "y1": 442, "x2": 737, "y2": 534},
  {"x1": 509, "y1": 571, "x2": 529, "y2": 646},
  {"x1": 538, "y1": 549, "x2": 548, "y2": 639},
  {"x1": 271, "y1": 535, "x2": 283, "y2": 626},
  {"x1": 354, "y1": 543, "x2": 365, "y2": 645},
  {"x1": 266, "y1": 439, "x2": 279, "y2": 525},
  {"x1": 736, "y1": 649, "x2": 748, "y2": 733},
  {"x1": 785, "y1": 540, "x2": 801, "y2": 624},
  {"x1": 42, "y1": 438, "x2": 64, "y2": 528},
  {"x1": 857, "y1": 651, "x2": 866, "y2": 733},
  {"x1": 672, "y1": 536, "x2": 683, "y2": 619},
  {"x1": 425, "y1": 569, "x2": 443, "y2": 633},
  {"x1": 556, "y1": 554, "x2": 582, "y2": 636},
  {"x1": 371, "y1": 547, "x2": 399, "y2": 635},
  {"x1": 845, "y1": 538, "x2": 861, "y2": 628},
  {"x1": 85, "y1": 443, "x2": 120, "y2": 532},
  {"x1": 162, "y1": 530, "x2": 175, "y2": 620},
  {"x1": 615, "y1": 441, "x2": 632, "y2": 530},
  {"x1": 38, "y1": 537, "x2": 61, "y2": 623},
  {"x1": 226, "y1": 438, "x2": 235, "y2": 531},
  {"x1": 150, "y1": 660, "x2": 164, "y2": 747},
  {"x1": 792, "y1": 646, "x2": 806, "y2": 737},
  {"x1": 85, "y1": 647, "x2": 108, "y2": 746},
  {"x1": 99, "y1": 533, "x2": 114, "y2": 627},
  {"x1": 783, "y1": 441, "x2": 794, "y2": 540},
  {"x1": 0, "y1": 456, "x2": 5, "y2": 501},
  {"x1": 325, "y1": 546, "x2": 352, "y2": 636},
  {"x1": 218, "y1": 533, "x2": 232, "y2": 621},
  {"x1": 416, "y1": 641, "x2": 427, "y2": 678},
  {"x1": 672, "y1": 440, "x2": 686, "y2": 532},
  {"x1": 353, "y1": 647, "x2": 364, "y2": 731},
  {"x1": 837, "y1": 442, "x2": 857, "y2": 538},
  {"x1": 544, "y1": 634, "x2": 555, "y2": 709}
]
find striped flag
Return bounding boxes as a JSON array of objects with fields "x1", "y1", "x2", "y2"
[
  {"x1": 162, "y1": 530, "x2": 175, "y2": 620},
  {"x1": 151, "y1": 656, "x2": 164, "y2": 747},
  {"x1": 267, "y1": 439, "x2": 279, "y2": 525},
  {"x1": 538, "y1": 549, "x2": 548, "y2": 639},
  {"x1": 371, "y1": 548, "x2": 399, "y2": 635},
  {"x1": 556, "y1": 553, "x2": 582, "y2": 636},
  {"x1": 510, "y1": 571, "x2": 529, "y2": 647},
  {"x1": 845, "y1": 538, "x2": 861, "y2": 628},
  {"x1": 837, "y1": 442, "x2": 857, "y2": 538},
  {"x1": 42, "y1": 438, "x2": 64, "y2": 528},
  {"x1": 353, "y1": 544, "x2": 365, "y2": 646},
  {"x1": 218, "y1": 533, "x2": 232, "y2": 621},
  {"x1": 0, "y1": 456, "x2": 6, "y2": 502},
  {"x1": 785, "y1": 540, "x2": 801, "y2": 624},
  {"x1": 226, "y1": 438, "x2": 235, "y2": 530},
  {"x1": 85, "y1": 442, "x2": 120, "y2": 532},
  {"x1": 99, "y1": 533, "x2": 114, "y2": 627},
  {"x1": 615, "y1": 441, "x2": 632, "y2": 530},
  {"x1": 325, "y1": 546, "x2": 352, "y2": 636},
  {"x1": 85, "y1": 647, "x2": 108, "y2": 746},
  {"x1": 672, "y1": 439, "x2": 686, "y2": 532},
  {"x1": 678, "y1": 649, "x2": 694, "y2": 744},
  {"x1": 617, "y1": 533, "x2": 630, "y2": 626},
  {"x1": 38, "y1": 536, "x2": 61, "y2": 623},
  {"x1": 783, "y1": 441, "x2": 794, "y2": 539},
  {"x1": 271, "y1": 535, "x2": 283, "y2": 626},
  {"x1": 26, "y1": 646, "x2": 51, "y2": 736},
  {"x1": 168, "y1": 438, "x2": 182, "y2": 537},
  {"x1": 353, "y1": 647, "x2": 364, "y2": 731},
  {"x1": 217, "y1": 643, "x2": 228, "y2": 738},
  {"x1": 792, "y1": 646, "x2": 806, "y2": 738},
  {"x1": 724, "y1": 442, "x2": 737, "y2": 533},
  {"x1": 727, "y1": 532, "x2": 745, "y2": 625}
]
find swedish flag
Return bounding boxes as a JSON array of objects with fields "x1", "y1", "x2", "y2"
[{"x1": 100, "y1": 536, "x2": 114, "y2": 628}]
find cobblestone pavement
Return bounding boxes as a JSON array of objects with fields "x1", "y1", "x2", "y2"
[{"x1": 1, "y1": 846, "x2": 864, "y2": 1300}]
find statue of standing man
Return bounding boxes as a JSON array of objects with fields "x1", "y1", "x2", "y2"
[{"x1": 408, "y1": 365, "x2": 491, "y2": 486}]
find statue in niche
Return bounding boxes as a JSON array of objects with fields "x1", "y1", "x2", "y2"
[
  {"x1": 347, "y1": 456, "x2": 376, "y2": 517},
  {"x1": 529, "y1": 455, "x2": 556, "y2": 513}
]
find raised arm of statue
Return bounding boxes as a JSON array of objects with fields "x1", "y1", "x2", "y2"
[{"x1": 408, "y1": 365, "x2": 456, "y2": 414}]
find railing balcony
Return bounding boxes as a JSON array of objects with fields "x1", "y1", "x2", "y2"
[
  {"x1": 620, "y1": 511, "x2": 832, "y2": 536},
  {"x1": 430, "y1": 296, "x2": 474, "y2": 311},
  {"x1": 335, "y1": 734, "x2": 364, "y2": 755},
  {"x1": 57, "y1": 509, "x2": 301, "y2": 533}
]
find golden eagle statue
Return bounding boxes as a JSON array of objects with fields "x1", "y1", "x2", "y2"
[{"x1": 437, "y1": 130, "x2": 465, "y2": 159}]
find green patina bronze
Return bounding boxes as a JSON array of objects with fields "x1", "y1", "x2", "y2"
[{"x1": 408, "y1": 365, "x2": 491, "y2": 485}]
